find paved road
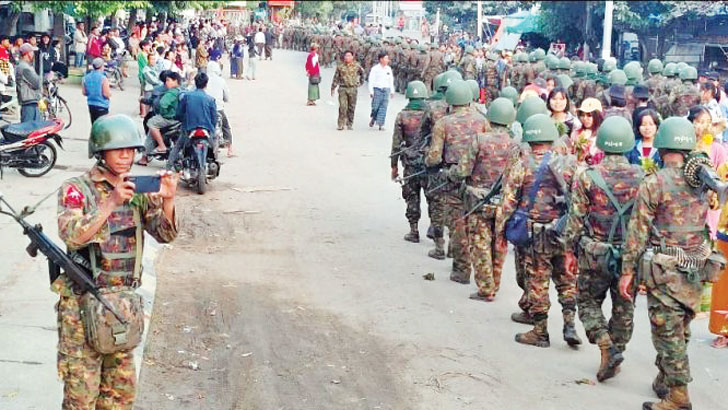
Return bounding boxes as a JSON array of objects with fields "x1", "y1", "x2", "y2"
[{"x1": 1, "y1": 49, "x2": 726, "y2": 409}]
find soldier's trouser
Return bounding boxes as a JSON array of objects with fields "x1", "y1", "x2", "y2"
[
  {"x1": 646, "y1": 262, "x2": 702, "y2": 387},
  {"x1": 337, "y1": 87, "x2": 357, "y2": 128},
  {"x1": 577, "y1": 264, "x2": 634, "y2": 351},
  {"x1": 426, "y1": 180, "x2": 446, "y2": 238},
  {"x1": 402, "y1": 168, "x2": 426, "y2": 224},
  {"x1": 443, "y1": 192, "x2": 471, "y2": 274},
  {"x1": 485, "y1": 86, "x2": 499, "y2": 105},
  {"x1": 515, "y1": 245, "x2": 530, "y2": 312},
  {"x1": 524, "y1": 233, "x2": 577, "y2": 321},
  {"x1": 469, "y1": 207, "x2": 507, "y2": 295},
  {"x1": 423, "y1": 73, "x2": 436, "y2": 94},
  {"x1": 57, "y1": 296, "x2": 136, "y2": 410}
]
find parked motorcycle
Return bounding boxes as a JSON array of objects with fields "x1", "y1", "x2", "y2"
[
  {"x1": 105, "y1": 53, "x2": 125, "y2": 91},
  {"x1": 179, "y1": 128, "x2": 220, "y2": 194},
  {"x1": 0, "y1": 118, "x2": 64, "y2": 177}
]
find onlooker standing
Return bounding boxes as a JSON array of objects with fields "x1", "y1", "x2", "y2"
[
  {"x1": 196, "y1": 39, "x2": 209, "y2": 73},
  {"x1": 246, "y1": 38, "x2": 257, "y2": 80},
  {"x1": 331, "y1": 50, "x2": 364, "y2": 130},
  {"x1": 206, "y1": 61, "x2": 234, "y2": 157},
  {"x1": 73, "y1": 22, "x2": 88, "y2": 67},
  {"x1": 230, "y1": 36, "x2": 244, "y2": 79},
  {"x1": 305, "y1": 43, "x2": 320, "y2": 106},
  {"x1": 254, "y1": 28, "x2": 265, "y2": 61},
  {"x1": 82, "y1": 58, "x2": 111, "y2": 124},
  {"x1": 264, "y1": 27, "x2": 274, "y2": 60},
  {"x1": 87, "y1": 26, "x2": 102, "y2": 61},
  {"x1": 15, "y1": 43, "x2": 42, "y2": 123},
  {"x1": 367, "y1": 52, "x2": 394, "y2": 130}
]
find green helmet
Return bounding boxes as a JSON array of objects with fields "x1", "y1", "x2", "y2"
[
  {"x1": 516, "y1": 96, "x2": 549, "y2": 124},
  {"x1": 528, "y1": 51, "x2": 537, "y2": 62},
  {"x1": 654, "y1": 117, "x2": 696, "y2": 151},
  {"x1": 545, "y1": 54, "x2": 560, "y2": 70},
  {"x1": 586, "y1": 63, "x2": 598, "y2": 79},
  {"x1": 676, "y1": 62, "x2": 688, "y2": 72},
  {"x1": 522, "y1": 113, "x2": 558, "y2": 143},
  {"x1": 445, "y1": 80, "x2": 473, "y2": 106},
  {"x1": 558, "y1": 57, "x2": 571, "y2": 71},
  {"x1": 465, "y1": 79, "x2": 480, "y2": 102},
  {"x1": 465, "y1": 45, "x2": 475, "y2": 54},
  {"x1": 515, "y1": 52, "x2": 527, "y2": 63},
  {"x1": 433, "y1": 73, "x2": 447, "y2": 91},
  {"x1": 601, "y1": 59, "x2": 617, "y2": 73},
  {"x1": 623, "y1": 61, "x2": 643, "y2": 83},
  {"x1": 573, "y1": 61, "x2": 586, "y2": 77},
  {"x1": 679, "y1": 65, "x2": 698, "y2": 81},
  {"x1": 648, "y1": 59, "x2": 663, "y2": 74},
  {"x1": 608, "y1": 69, "x2": 627, "y2": 85},
  {"x1": 556, "y1": 74, "x2": 574, "y2": 90},
  {"x1": 88, "y1": 114, "x2": 144, "y2": 159},
  {"x1": 534, "y1": 48, "x2": 546, "y2": 60},
  {"x1": 663, "y1": 63, "x2": 676, "y2": 77},
  {"x1": 406, "y1": 81, "x2": 428, "y2": 99},
  {"x1": 596, "y1": 116, "x2": 635, "y2": 153},
  {"x1": 401, "y1": 43, "x2": 410, "y2": 50},
  {"x1": 487, "y1": 97, "x2": 517, "y2": 126},
  {"x1": 419, "y1": 44, "x2": 427, "y2": 52},
  {"x1": 440, "y1": 70, "x2": 463, "y2": 90},
  {"x1": 499, "y1": 86, "x2": 518, "y2": 106}
]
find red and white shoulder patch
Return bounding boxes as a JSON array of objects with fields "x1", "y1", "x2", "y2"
[{"x1": 63, "y1": 185, "x2": 85, "y2": 208}]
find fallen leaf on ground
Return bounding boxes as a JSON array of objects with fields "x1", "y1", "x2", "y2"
[
  {"x1": 575, "y1": 378, "x2": 595, "y2": 385},
  {"x1": 423, "y1": 273, "x2": 435, "y2": 281}
]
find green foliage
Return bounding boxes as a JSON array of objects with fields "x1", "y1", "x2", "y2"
[{"x1": 424, "y1": 1, "x2": 525, "y2": 32}]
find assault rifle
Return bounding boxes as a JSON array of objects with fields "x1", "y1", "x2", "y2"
[
  {"x1": 461, "y1": 174, "x2": 504, "y2": 219},
  {"x1": 0, "y1": 193, "x2": 127, "y2": 324}
]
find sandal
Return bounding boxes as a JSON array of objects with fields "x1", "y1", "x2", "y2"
[{"x1": 712, "y1": 336, "x2": 728, "y2": 349}]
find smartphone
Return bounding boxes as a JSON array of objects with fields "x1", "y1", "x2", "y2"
[{"x1": 128, "y1": 175, "x2": 161, "y2": 193}]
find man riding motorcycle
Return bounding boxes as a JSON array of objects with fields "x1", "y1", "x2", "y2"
[{"x1": 138, "y1": 71, "x2": 182, "y2": 165}]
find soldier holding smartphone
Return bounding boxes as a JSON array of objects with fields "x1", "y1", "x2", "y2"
[{"x1": 55, "y1": 114, "x2": 178, "y2": 409}]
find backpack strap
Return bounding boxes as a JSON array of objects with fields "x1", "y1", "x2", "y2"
[
  {"x1": 523, "y1": 151, "x2": 552, "y2": 214},
  {"x1": 587, "y1": 168, "x2": 634, "y2": 244}
]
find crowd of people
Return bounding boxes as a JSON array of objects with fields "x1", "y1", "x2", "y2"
[{"x1": 284, "y1": 21, "x2": 728, "y2": 410}]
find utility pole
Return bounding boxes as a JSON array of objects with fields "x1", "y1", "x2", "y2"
[
  {"x1": 435, "y1": 8, "x2": 440, "y2": 45},
  {"x1": 583, "y1": 1, "x2": 591, "y2": 61},
  {"x1": 477, "y1": 0, "x2": 483, "y2": 42},
  {"x1": 602, "y1": 0, "x2": 614, "y2": 59}
]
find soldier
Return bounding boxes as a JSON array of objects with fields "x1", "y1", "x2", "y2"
[
  {"x1": 571, "y1": 61, "x2": 586, "y2": 104},
  {"x1": 453, "y1": 97, "x2": 516, "y2": 301},
  {"x1": 499, "y1": 86, "x2": 519, "y2": 107},
  {"x1": 410, "y1": 44, "x2": 428, "y2": 85},
  {"x1": 562, "y1": 117, "x2": 644, "y2": 382},
  {"x1": 391, "y1": 81, "x2": 430, "y2": 243},
  {"x1": 595, "y1": 59, "x2": 617, "y2": 97},
  {"x1": 396, "y1": 43, "x2": 410, "y2": 94},
  {"x1": 597, "y1": 69, "x2": 626, "y2": 109},
  {"x1": 619, "y1": 117, "x2": 711, "y2": 410},
  {"x1": 56, "y1": 115, "x2": 178, "y2": 409},
  {"x1": 422, "y1": 43, "x2": 444, "y2": 94},
  {"x1": 420, "y1": 71, "x2": 461, "y2": 258},
  {"x1": 576, "y1": 63, "x2": 599, "y2": 105},
  {"x1": 425, "y1": 80, "x2": 490, "y2": 283},
  {"x1": 669, "y1": 66, "x2": 700, "y2": 117},
  {"x1": 484, "y1": 51, "x2": 499, "y2": 104},
  {"x1": 466, "y1": 79, "x2": 486, "y2": 117},
  {"x1": 540, "y1": 54, "x2": 559, "y2": 80},
  {"x1": 497, "y1": 114, "x2": 581, "y2": 348},
  {"x1": 331, "y1": 50, "x2": 364, "y2": 130},
  {"x1": 522, "y1": 52, "x2": 538, "y2": 88},
  {"x1": 604, "y1": 84, "x2": 633, "y2": 125},
  {"x1": 458, "y1": 45, "x2": 477, "y2": 80},
  {"x1": 624, "y1": 61, "x2": 643, "y2": 112},
  {"x1": 533, "y1": 48, "x2": 546, "y2": 75},
  {"x1": 645, "y1": 59, "x2": 665, "y2": 98}
]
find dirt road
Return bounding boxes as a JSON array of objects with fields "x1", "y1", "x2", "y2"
[{"x1": 135, "y1": 50, "x2": 727, "y2": 410}]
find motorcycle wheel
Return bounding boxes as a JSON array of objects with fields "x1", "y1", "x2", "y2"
[
  {"x1": 117, "y1": 71, "x2": 125, "y2": 91},
  {"x1": 55, "y1": 96, "x2": 72, "y2": 129},
  {"x1": 18, "y1": 140, "x2": 57, "y2": 177},
  {"x1": 196, "y1": 168, "x2": 206, "y2": 195}
]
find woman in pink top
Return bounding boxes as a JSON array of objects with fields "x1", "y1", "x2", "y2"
[
  {"x1": 570, "y1": 98, "x2": 604, "y2": 164},
  {"x1": 305, "y1": 43, "x2": 321, "y2": 106},
  {"x1": 690, "y1": 105, "x2": 728, "y2": 239}
]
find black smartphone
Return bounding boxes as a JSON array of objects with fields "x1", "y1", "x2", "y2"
[{"x1": 128, "y1": 175, "x2": 161, "y2": 193}]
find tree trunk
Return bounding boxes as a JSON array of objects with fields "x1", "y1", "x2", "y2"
[
  {"x1": 127, "y1": 10, "x2": 138, "y2": 35},
  {"x1": 0, "y1": 10, "x2": 21, "y2": 36},
  {"x1": 53, "y1": 12, "x2": 67, "y2": 65}
]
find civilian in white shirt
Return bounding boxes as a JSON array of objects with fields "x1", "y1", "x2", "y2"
[
  {"x1": 368, "y1": 52, "x2": 394, "y2": 131},
  {"x1": 204, "y1": 61, "x2": 235, "y2": 157},
  {"x1": 254, "y1": 28, "x2": 266, "y2": 61}
]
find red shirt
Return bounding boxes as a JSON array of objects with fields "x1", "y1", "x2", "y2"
[
  {"x1": 0, "y1": 46, "x2": 9, "y2": 61},
  {"x1": 305, "y1": 51, "x2": 320, "y2": 76}
]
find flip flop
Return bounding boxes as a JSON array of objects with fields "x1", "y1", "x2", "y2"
[{"x1": 712, "y1": 336, "x2": 728, "y2": 349}]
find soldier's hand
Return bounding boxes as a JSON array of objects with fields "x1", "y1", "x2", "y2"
[
  {"x1": 618, "y1": 273, "x2": 634, "y2": 303},
  {"x1": 370, "y1": 93, "x2": 374, "y2": 98},
  {"x1": 391, "y1": 166, "x2": 399, "y2": 181},
  {"x1": 157, "y1": 170, "x2": 180, "y2": 200},
  {"x1": 111, "y1": 173, "x2": 135, "y2": 206}
]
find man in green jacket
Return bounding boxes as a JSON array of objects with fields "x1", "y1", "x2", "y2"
[{"x1": 138, "y1": 71, "x2": 181, "y2": 165}]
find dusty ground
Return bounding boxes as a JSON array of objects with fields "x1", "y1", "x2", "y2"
[{"x1": 134, "y1": 50, "x2": 727, "y2": 410}]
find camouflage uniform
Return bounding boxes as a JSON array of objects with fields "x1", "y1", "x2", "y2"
[
  {"x1": 391, "y1": 103, "x2": 428, "y2": 225},
  {"x1": 55, "y1": 165, "x2": 177, "y2": 409},
  {"x1": 669, "y1": 82, "x2": 700, "y2": 117},
  {"x1": 409, "y1": 50, "x2": 428, "y2": 86},
  {"x1": 455, "y1": 124, "x2": 513, "y2": 296},
  {"x1": 563, "y1": 156, "x2": 644, "y2": 352},
  {"x1": 425, "y1": 106, "x2": 490, "y2": 278},
  {"x1": 331, "y1": 61, "x2": 364, "y2": 129},
  {"x1": 622, "y1": 156, "x2": 710, "y2": 391},
  {"x1": 484, "y1": 60, "x2": 499, "y2": 104},
  {"x1": 423, "y1": 49, "x2": 445, "y2": 93},
  {"x1": 420, "y1": 97, "x2": 451, "y2": 240},
  {"x1": 458, "y1": 53, "x2": 476, "y2": 80},
  {"x1": 604, "y1": 106, "x2": 633, "y2": 125},
  {"x1": 645, "y1": 73, "x2": 665, "y2": 99},
  {"x1": 497, "y1": 145, "x2": 578, "y2": 327}
]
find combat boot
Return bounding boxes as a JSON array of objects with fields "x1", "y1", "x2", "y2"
[
  {"x1": 642, "y1": 385, "x2": 692, "y2": 410},
  {"x1": 449, "y1": 270, "x2": 470, "y2": 284},
  {"x1": 428, "y1": 238, "x2": 446, "y2": 260},
  {"x1": 404, "y1": 223, "x2": 419, "y2": 243},
  {"x1": 515, "y1": 319, "x2": 550, "y2": 348},
  {"x1": 511, "y1": 311, "x2": 534, "y2": 325},
  {"x1": 563, "y1": 311, "x2": 582, "y2": 346},
  {"x1": 652, "y1": 372, "x2": 669, "y2": 399},
  {"x1": 596, "y1": 345, "x2": 624, "y2": 382},
  {"x1": 426, "y1": 225, "x2": 434, "y2": 240}
]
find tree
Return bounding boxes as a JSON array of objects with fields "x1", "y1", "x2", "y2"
[{"x1": 424, "y1": 1, "x2": 525, "y2": 33}]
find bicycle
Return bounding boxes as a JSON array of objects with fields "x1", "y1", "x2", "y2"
[{"x1": 40, "y1": 69, "x2": 72, "y2": 130}]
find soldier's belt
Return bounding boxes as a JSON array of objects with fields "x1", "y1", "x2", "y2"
[{"x1": 657, "y1": 243, "x2": 712, "y2": 271}]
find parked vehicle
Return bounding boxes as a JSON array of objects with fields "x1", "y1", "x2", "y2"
[
  {"x1": 40, "y1": 63, "x2": 71, "y2": 130},
  {"x1": 178, "y1": 127, "x2": 220, "y2": 195},
  {"x1": 0, "y1": 118, "x2": 64, "y2": 177}
]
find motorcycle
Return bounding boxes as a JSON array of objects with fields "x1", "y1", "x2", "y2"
[
  {"x1": 0, "y1": 118, "x2": 64, "y2": 177},
  {"x1": 41, "y1": 64, "x2": 72, "y2": 130},
  {"x1": 105, "y1": 52, "x2": 126, "y2": 91},
  {"x1": 179, "y1": 128, "x2": 220, "y2": 195}
]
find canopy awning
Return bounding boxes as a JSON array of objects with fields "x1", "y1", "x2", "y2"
[
  {"x1": 504, "y1": 9, "x2": 540, "y2": 34},
  {"x1": 493, "y1": 32, "x2": 521, "y2": 51}
]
